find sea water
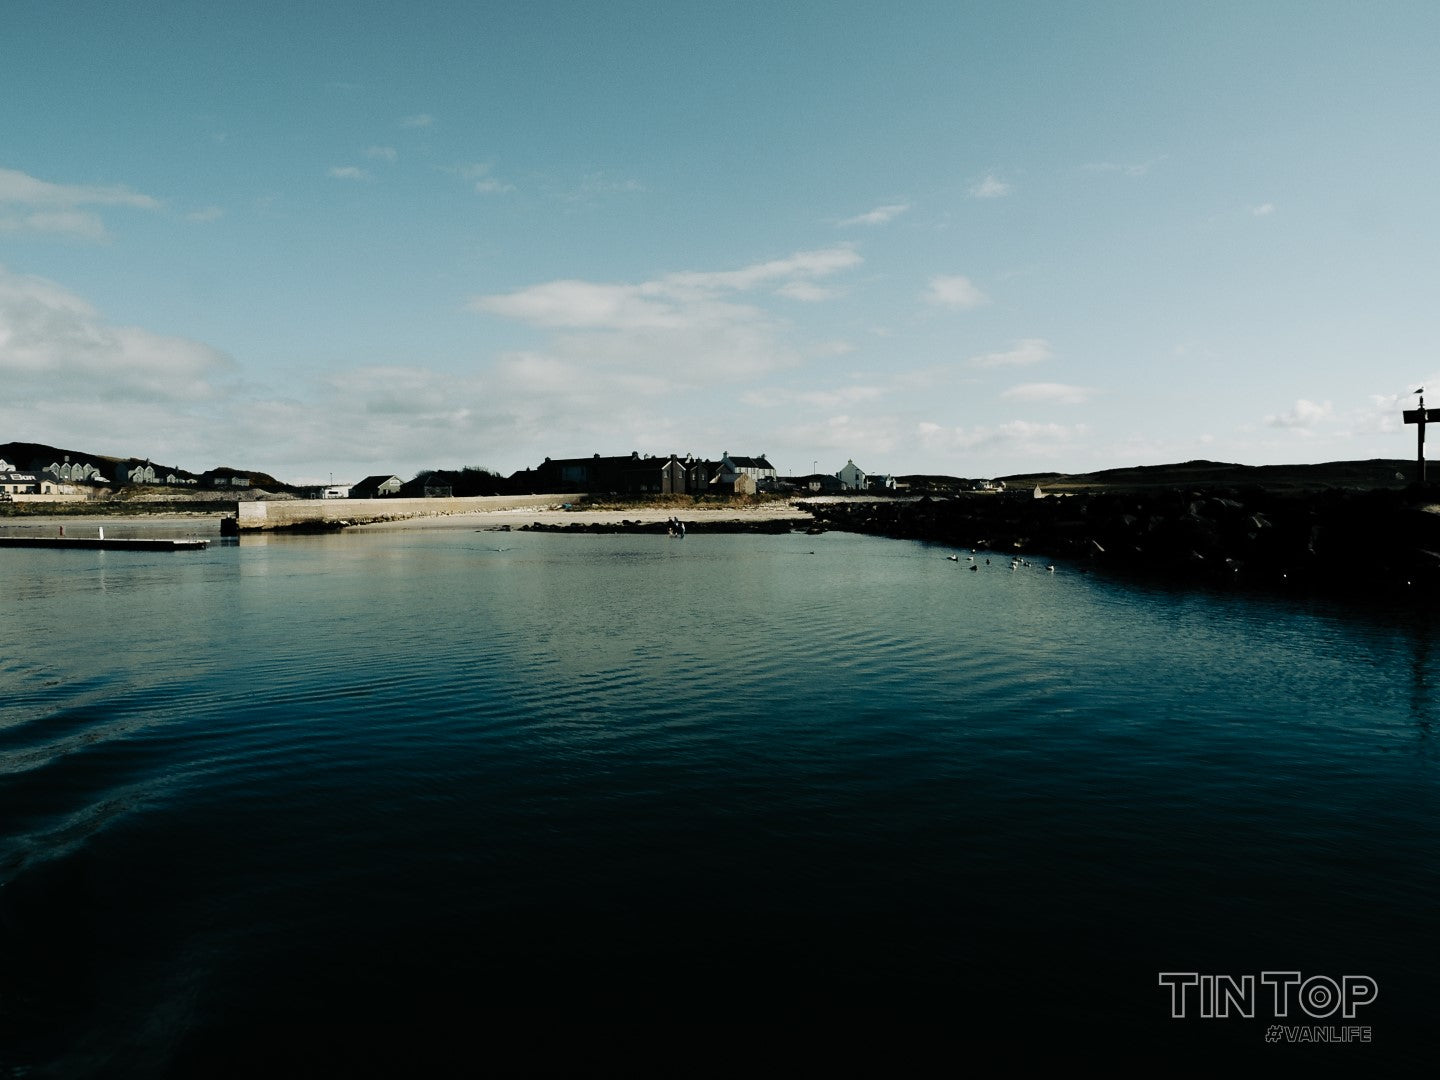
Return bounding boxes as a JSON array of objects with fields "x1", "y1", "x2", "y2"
[{"x1": 0, "y1": 527, "x2": 1434, "y2": 1073}]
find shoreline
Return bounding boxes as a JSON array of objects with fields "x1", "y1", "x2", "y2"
[
  {"x1": 0, "y1": 503, "x2": 817, "y2": 537},
  {"x1": 351, "y1": 503, "x2": 815, "y2": 532}
]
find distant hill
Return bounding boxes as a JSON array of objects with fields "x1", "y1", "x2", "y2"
[
  {"x1": 0, "y1": 440, "x2": 292, "y2": 490},
  {"x1": 999, "y1": 458, "x2": 1420, "y2": 492}
]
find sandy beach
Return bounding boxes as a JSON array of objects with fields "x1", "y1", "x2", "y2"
[{"x1": 352, "y1": 502, "x2": 816, "y2": 532}]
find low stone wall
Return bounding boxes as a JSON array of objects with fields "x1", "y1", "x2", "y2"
[
  {"x1": 235, "y1": 494, "x2": 578, "y2": 531},
  {"x1": 3, "y1": 492, "x2": 90, "y2": 503}
]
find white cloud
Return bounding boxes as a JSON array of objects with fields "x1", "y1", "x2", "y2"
[
  {"x1": 328, "y1": 166, "x2": 370, "y2": 181},
  {"x1": 1001, "y1": 382, "x2": 1095, "y2": 405},
  {"x1": 365, "y1": 146, "x2": 398, "y2": 161},
  {"x1": 1326, "y1": 385, "x2": 1440, "y2": 441},
  {"x1": 187, "y1": 206, "x2": 225, "y2": 223},
  {"x1": 743, "y1": 385, "x2": 884, "y2": 410},
  {"x1": 0, "y1": 210, "x2": 108, "y2": 240},
  {"x1": 1353, "y1": 390, "x2": 1416, "y2": 437},
  {"x1": 800, "y1": 386, "x2": 884, "y2": 409},
  {"x1": 775, "y1": 280, "x2": 836, "y2": 302},
  {"x1": 459, "y1": 163, "x2": 514, "y2": 194},
  {"x1": 0, "y1": 167, "x2": 158, "y2": 209},
  {"x1": 779, "y1": 414, "x2": 905, "y2": 459},
  {"x1": 1264, "y1": 398, "x2": 1333, "y2": 429},
  {"x1": 917, "y1": 418, "x2": 1089, "y2": 456},
  {"x1": 664, "y1": 248, "x2": 862, "y2": 296},
  {"x1": 400, "y1": 114, "x2": 435, "y2": 129},
  {"x1": 923, "y1": 275, "x2": 990, "y2": 309},
  {"x1": 0, "y1": 264, "x2": 232, "y2": 404},
  {"x1": 470, "y1": 248, "x2": 865, "y2": 427},
  {"x1": 554, "y1": 172, "x2": 647, "y2": 203},
  {"x1": 475, "y1": 280, "x2": 684, "y2": 330},
  {"x1": 968, "y1": 338, "x2": 1053, "y2": 367},
  {"x1": 219, "y1": 365, "x2": 534, "y2": 484},
  {"x1": 838, "y1": 203, "x2": 910, "y2": 227},
  {"x1": 474, "y1": 247, "x2": 862, "y2": 330},
  {"x1": 0, "y1": 167, "x2": 159, "y2": 238},
  {"x1": 576, "y1": 173, "x2": 645, "y2": 196},
  {"x1": 969, "y1": 175, "x2": 1010, "y2": 199},
  {"x1": 1250, "y1": 202, "x2": 1275, "y2": 217}
]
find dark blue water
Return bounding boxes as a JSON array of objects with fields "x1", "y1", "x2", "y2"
[{"x1": 1, "y1": 528, "x2": 1435, "y2": 1074}]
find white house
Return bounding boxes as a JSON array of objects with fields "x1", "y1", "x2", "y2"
[
  {"x1": 46, "y1": 459, "x2": 103, "y2": 483},
  {"x1": 716, "y1": 452, "x2": 777, "y2": 483},
  {"x1": 837, "y1": 459, "x2": 868, "y2": 490}
]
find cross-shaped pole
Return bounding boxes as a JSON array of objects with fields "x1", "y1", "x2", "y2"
[{"x1": 1403, "y1": 389, "x2": 1431, "y2": 484}]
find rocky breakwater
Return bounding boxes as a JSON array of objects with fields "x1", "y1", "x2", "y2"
[
  {"x1": 805, "y1": 489, "x2": 1440, "y2": 602},
  {"x1": 519, "y1": 517, "x2": 800, "y2": 535}
]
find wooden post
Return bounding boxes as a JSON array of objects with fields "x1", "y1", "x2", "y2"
[{"x1": 1403, "y1": 392, "x2": 1431, "y2": 484}]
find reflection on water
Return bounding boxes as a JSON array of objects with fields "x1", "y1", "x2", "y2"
[{"x1": 0, "y1": 529, "x2": 1435, "y2": 1072}]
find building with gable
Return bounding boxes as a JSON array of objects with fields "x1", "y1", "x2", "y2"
[
  {"x1": 716, "y1": 453, "x2": 776, "y2": 484},
  {"x1": 349, "y1": 475, "x2": 403, "y2": 499},
  {"x1": 837, "y1": 459, "x2": 868, "y2": 490}
]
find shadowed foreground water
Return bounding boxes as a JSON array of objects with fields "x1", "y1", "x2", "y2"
[{"x1": 1, "y1": 529, "x2": 1434, "y2": 1074}]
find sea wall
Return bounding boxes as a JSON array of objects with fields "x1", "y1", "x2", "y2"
[
  {"x1": 805, "y1": 488, "x2": 1440, "y2": 601},
  {"x1": 3, "y1": 492, "x2": 90, "y2": 503},
  {"x1": 234, "y1": 494, "x2": 576, "y2": 531}
]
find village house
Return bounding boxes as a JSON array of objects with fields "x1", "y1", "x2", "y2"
[
  {"x1": 390, "y1": 469, "x2": 511, "y2": 499},
  {"x1": 395, "y1": 472, "x2": 452, "y2": 499},
  {"x1": 0, "y1": 471, "x2": 55, "y2": 497},
  {"x1": 715, "y1": 453, "x2": 776, "y2": 484},
  {"x1": 711, "y1": 471, "x2": 757, "y2": 495},
  {"x1": 837, "y1": 459, "x2": 868, "y2": 490},
  {"x1": 800, "y1": 473, "x2": 844, "y2": 494},
  {"x1": 203, "y1": 473, "x2": 251, "y2": 488},
  {"x1": 349, "y1": 475, "x2": 403, "y2": 499},
  {"x1": 44, "y1": 457, "x2": 108, "y2": 484},
  {"x1": 518, "y1": 452, "x2": 710, "y2": 496}
]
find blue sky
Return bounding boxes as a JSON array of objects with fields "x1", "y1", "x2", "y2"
[{"x1": 3, "y1": 1, "x2": 1439, "y2": 484}]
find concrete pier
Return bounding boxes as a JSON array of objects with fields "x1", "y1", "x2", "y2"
[{"x1": 0, "y1": 536, "x2": 209, "y2": 550}]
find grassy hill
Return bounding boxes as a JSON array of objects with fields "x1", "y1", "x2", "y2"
[
  {"x1": 998, "y1": 458, "x2": 1421, "y2": 493},
  {"x1": 0, "y1": 441, "x2": 292, "y2": 491}
]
